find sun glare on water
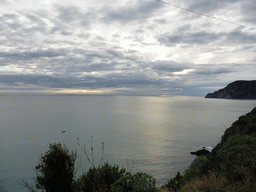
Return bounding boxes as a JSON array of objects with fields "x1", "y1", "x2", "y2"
[{"x1": 54, "y1": 89, "x2": 109, "y2": 95}]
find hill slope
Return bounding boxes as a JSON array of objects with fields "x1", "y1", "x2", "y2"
[
  {"x1": 205, "y1": 80, "x2": 256, "y2": 99},
  {"x1": 162, "y1": 107, "x2": 256, "y2": 191}
]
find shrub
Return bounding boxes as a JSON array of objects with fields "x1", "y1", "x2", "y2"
[
  {"x1": 35, "y1": 143, "x2": 77, "y2": 192},
  {"x1": 74, "y1": 162, "x2": 126, "y2": 192},
  {"x1": 182, "y1": 171, "x2": 228, "y2": 192},
  {"x1": 112, "y1": 172, "x2": 157, "y2": 192},
  {"x1": 218, "y1": 134, "x2": 256, "y2": 181},
  {"x1": 161, "y1": 172, "x2": 184, "y2": 192},
  {"x1": 183, "y1": 155, "x2": 212, "y2": 181}
]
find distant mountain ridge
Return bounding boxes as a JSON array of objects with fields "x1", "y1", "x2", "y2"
[{"x1": 205, "y1": 80, "x2": 256, "y2": 99}]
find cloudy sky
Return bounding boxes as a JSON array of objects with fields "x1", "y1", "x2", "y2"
[{"x1": 0, "y1": 0, "x2": 255, "y2": 95}]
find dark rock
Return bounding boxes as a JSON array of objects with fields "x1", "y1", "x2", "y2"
[
  {"x1": 190, "y1": 149, "x2": 211, "y2": 156},
  {"x1": 205, "y1": 80, "x2": 256, "y2": 99}
]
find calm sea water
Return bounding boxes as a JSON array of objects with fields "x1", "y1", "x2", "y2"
[{"x1": 0, "y1": 95, "x2": 255, "y2": 191}]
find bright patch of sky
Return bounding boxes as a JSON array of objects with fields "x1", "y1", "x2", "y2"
[{"x1": 0, "y1": 0, "x2": 255, "y2": 95}]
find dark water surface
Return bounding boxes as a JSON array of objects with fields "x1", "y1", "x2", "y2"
[{"x1": 0, "y1": 95, "x2": 255, "y2": 191}]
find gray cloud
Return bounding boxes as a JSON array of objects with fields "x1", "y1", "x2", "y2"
[
  {"x1": 225, "y1": 28, "x2": 256, "y2": 44},
  {"x1": 0, "y1": 0, "x2": 255, "y2": 95},
  {"x1": 241, "y1": 2, "x2": 256, "y2": 25},
  {"x1": 57, "y1": 6, "x2": 82, "y2": 23},
  {"x1": 187, "y1": 0, "x2": 241, "y2": 14},
  {"x1": 158, "y1": 26, "x2": 256, "y2": 47},
  {"x1": 0, "y1": 59, "x2": 254, "y2": 95},
  {"x1": 101, "y1": 0, "x2": 163, "y2": 24},
  {"x1": 158, "y1": 30, "x2": 225, "y2": 46},
  {"x1": 55, "y1": 5, "x2": 98, "y2": 29},
  {"x1": 0, "y1": 48, "x2": 65, "y2": 59},
  {"x1": 192, "y1": 64, "x2": 234, "y2": 76},
  {"x1": 0, "y1": 70, "x2": 163, "y2": 90},
  {"x1": 152, "y1": 60, "x2": 191, "y2": 73}
]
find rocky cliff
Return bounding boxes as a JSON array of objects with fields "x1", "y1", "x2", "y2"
[{"x1": 205, "y1": 80, "x2": 256, "y2": 99}]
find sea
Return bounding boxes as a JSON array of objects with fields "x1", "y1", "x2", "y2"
[{"x1": 0, "y1": 94, "x2": 255, "y2": 191}]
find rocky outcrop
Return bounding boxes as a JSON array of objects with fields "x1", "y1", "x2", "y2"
[
  {"x1": 190, "y1": 148, "x2": 211, "y2": 156},
  {"x1": 205, "y1": 80, "x2": 256, "y2": 99}
]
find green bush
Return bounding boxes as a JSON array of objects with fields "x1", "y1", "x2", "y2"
[
  {"x1": 35, "y1": 143, "x2": 77, "y2": 192},
  {"x1": 112, "y1": 172, "x2": 157, "y2": 192},
  {"x1": 74, "y1": 162, "x2": 126, "y2": 192},
  {"x1": 218, "y1": 134, "x2": 256, "y2": 181},
  {"x1": 183, "y1": 155, "x2": 212, "y2": 181},
  {"x1": 161, "y1": 172, "x2": 184, "y2": 192}
]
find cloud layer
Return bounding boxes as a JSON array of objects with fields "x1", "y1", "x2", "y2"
[{"x1": 0, "y1": 0, "x2": 255, "y2": 95}]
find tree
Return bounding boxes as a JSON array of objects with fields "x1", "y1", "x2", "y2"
[
  {"x1": 35, "y1": 143, "x2": 77, "y2": 192},
  {"x1": 74, "y1": 162, "x2": 126, "y2": 192}
]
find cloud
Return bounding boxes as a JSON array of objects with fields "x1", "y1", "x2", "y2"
[
  {"x1": 152, "y1": 60, "x2": 191, "y2": 73},
  {"x1": 225, "y1": 28, "x2": 256, "y2": 44},
  {"x1": 185, "y1": 0, "x2": 256, "y2": 27},
  {"x1": 101, "y1": 0, "x2": 163, "y2": 24},
  {"x1": 158, "y1": 31, "x2": 225, "y2": 47},
  {"x1": 0, "y1": 48, "x2": 65, "y2": 59},
  {"x1": 187, "y1": 0, "x2": 241, "y2": 14},
  {"x1": 0, "y1": 0, "x2": 255, "y2": 95},
  {"x1": 241, "y1": 2, "x2": 256, "y2": 25},
  {"x1": 157, "y1": 26, "x2": 256, "y2": 51},
  {"x1": 192, "y1": 64, "x2": 234, "y2": 76},
  {"x1": 56, "y1": 6, "x2": 82, "y2": 23}
]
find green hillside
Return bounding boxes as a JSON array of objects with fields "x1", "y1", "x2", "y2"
[{"x1": 162, "y1": 107, "x2": 256, "y2": 191}]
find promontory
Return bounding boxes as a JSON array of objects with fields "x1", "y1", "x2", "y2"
[{"x1": 205, "y1": 80, "x2": 256, "y2": 99}]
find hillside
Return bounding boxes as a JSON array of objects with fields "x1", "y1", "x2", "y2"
[
  {"x1": 205, "y1": 80, "x2": 256, "y2": 99},
  {"x1": 162, "y1": 107, "x2": 256, "y2": 191}
]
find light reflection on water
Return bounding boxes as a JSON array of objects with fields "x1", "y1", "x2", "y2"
[{"x1": 0, "y1": 95, "x2": 255, "y2": 191}]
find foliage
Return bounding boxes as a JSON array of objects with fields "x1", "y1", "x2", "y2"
[
  {"x1": 74, "y1": 162, "x2": 126, "y2": 192},
  {"x1": 163, "y1": 107, "x2": 256, "y2": 192},
  {"x1": 35, "y1": 143, "x2": 77, "y2": 192},
  {"x1": 161, "y1": 172, "x2": 183, "y2": 192},
  {"x1": 182, "y1": 171, "x2": 228, "y2": 192},
  {"x1": 112, "y1": 172, "x2": 157, "y2": 192},
  {"x1": 183, "y1": 155, "x2": 212, "y2": 180},
  {"x1": 220, "y1": 107, "x2": 256, "y2": 143},
  {"x1": 217, "y1": 134, "x2": 256, "y2": 182}
]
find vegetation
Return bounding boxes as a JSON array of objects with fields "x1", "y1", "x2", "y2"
[
  {"x1": 112, "y1": 172, "x2": 157, "y2": 192},
  {"x1": 73, "y1": 162, "x2": 126, "y2": 192},
  {"x1": 162, "y1": 107, "x2": 256, "y2": 191},
  {"x1": 28, "y1": 140, "x2": 157, "y2": 192},
  {"x1": 26, "y1": 107, "x2": 256, "y2": 191},
  {"x1": 35, "y1": 143, "x2": 77, "y2": 192}
]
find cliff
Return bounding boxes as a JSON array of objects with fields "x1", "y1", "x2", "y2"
[{"x1": 205, "y1": 80, "x2": 256, "y2": 99}]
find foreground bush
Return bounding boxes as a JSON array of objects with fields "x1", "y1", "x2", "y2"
[
  {"x1": 112, "y1": 172, "x2": 157, "y2": 192},
  {"x1": 183, "y1": 155, "x2": 213, "y2": 181},
  {"x1": 73, "y1": 162, "x2": 126, "y2": 192},
  {"x1": 161, "y1": 172, "x2": 183, "y2": 192},
  {"x1": 35, "y1": 143, "x2": 77, "y2": 192},
  {"x1": 26, "y1": 141, "x2": 159, "y2": 192},
  {"x1": 182, "y1": 171, "x2": 228, "y2": 192},
  {"x1": 218, "y1": 134, "x2": 256, "y2": 182}
]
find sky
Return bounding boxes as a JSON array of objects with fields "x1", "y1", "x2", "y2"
[{"x1": 0, "y1": 0, "x2": 255, "y2": 95}]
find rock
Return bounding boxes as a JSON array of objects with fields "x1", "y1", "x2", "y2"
[
  {"x1": 205, "y1": 80, "x2": 256, "y2": 99},
  {"x1": 190, "y1": 148, "x2": 211, "y2": 156}
]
